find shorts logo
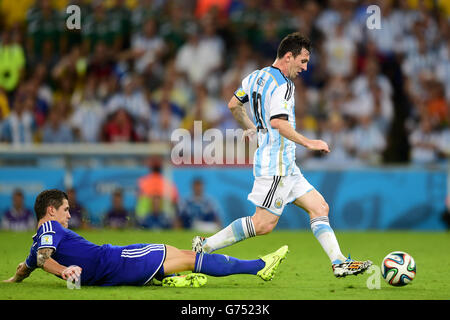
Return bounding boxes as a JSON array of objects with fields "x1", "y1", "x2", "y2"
[
  {"x1": 41, "y1": 235, "x2": 53, "y2": 246},
  {"x1": 274, "y1": 197, "x2": 284, "y2": 209}
]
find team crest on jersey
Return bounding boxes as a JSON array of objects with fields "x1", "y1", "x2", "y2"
[
  {"x1": 274, "y1": 197, "x2": 284, "y2": 209},
  {"x1": 41, "y1": 235, "x2": 53, "y2": 245},
  {"x1": 257, "y1": 77, "x2": 266, "y2": 86}
]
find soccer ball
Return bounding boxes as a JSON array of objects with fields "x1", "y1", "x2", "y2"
[{"x1": 381, "y1": 251, "x2": 416, "y2": 286}]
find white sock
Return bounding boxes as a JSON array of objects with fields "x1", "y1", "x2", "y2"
[
  {"x1": 310, "y1": 216, "x2": 346, "y2": 264},
  {"x1": 203, "y1": 217, "x2": 256, "y2": 253}
]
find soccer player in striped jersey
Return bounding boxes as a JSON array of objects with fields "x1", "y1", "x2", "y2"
[
  {"x1": 192, "y1": 33, "x2": 372, "y2": 277},
  {"x1": 4, "y1": 189, "x2": 288, "y2": 287}
]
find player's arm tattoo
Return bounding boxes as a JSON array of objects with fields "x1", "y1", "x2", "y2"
[
  {"x1": 229, "y1": 97, "x2": 256, "y2": 130},
  {"x1": 37, "y1": 248, "x2": 54, "y2": 268}
]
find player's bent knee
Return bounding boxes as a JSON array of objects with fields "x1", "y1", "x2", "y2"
[
  {"x1": 253, "y1": 219, "x2": 277, "y2": 235},
  {"x1": 309, "y1": 202, "x2": 329, "y2": 218},
  {"x1": 252, "y1": 209, "x2": 278, "y2": 235}
]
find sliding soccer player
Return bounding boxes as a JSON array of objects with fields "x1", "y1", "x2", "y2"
[{"x1": 4, "y1": 189, "x2": 288, "y2": 287}]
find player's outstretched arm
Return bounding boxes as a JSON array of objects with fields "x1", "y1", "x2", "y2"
[
  {"x1": 37, "y1": 248, "x2": 82, "y2": 281},
  {"x1": 271, "y1": 118, "x2": 330, "y2": 153},
  {"x1": 3, "y1": 261, "x2": 33, "y2": 283},
  {"x1": 228, "y1": 96, "x2": 257, "y2": 131}
]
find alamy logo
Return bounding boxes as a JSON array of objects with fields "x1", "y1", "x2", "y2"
[
  {"x1": 366, "y1": 5, "x2": 382, "y2": 30},
  {"x1": 170, "y1": 121, "x2": 257, "y2": 165},
  {"x1": 66, "y1": 5, "x2": 81, "y2": 30},
  {"x1": 366, "y1": 265, "x2": 381, "y2": 289}
]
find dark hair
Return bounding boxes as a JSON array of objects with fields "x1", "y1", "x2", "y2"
[
  {"x1": 34, "y1": 189, "x2": 68, "y2": 221},
  {"x1": 277, "y1": 32, "x2": 311, "y2": 59}
]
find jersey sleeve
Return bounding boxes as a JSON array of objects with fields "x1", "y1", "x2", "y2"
[
  {"x1": 25, "y1": 244, "x2": 38, "y2": 270},
  {"x1": 36, "y1": 221, "x2": 65, "y2": 252},
  {"x1": 233, "y1": 72, "x2": 253, "y2": 104},
  {"x1": 269, "y1": 84, "x2": 291, "y2": 120}
]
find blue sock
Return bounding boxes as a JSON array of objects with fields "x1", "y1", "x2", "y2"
[{"x1": 194, "y1": 253, "x2": 265, "y2": 276}]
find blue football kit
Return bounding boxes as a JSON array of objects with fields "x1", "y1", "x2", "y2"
[{"x1": 25, "y1": 220, "x2": 166, "y2": 286}]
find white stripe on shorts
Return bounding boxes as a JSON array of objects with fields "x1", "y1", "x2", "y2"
[{"x1": 121, "y1": 244, "x2": 165, "y2": 258}]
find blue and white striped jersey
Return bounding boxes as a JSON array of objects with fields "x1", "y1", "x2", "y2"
[{"x1": 234, "y1": 66, "x2": 301, "y2": 177}]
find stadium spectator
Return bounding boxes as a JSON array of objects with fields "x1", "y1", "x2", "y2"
[
  {"x1": 214, "y1": 80, "x2": 242, "y2": 134},
  {"x1": 136, "y1": 159, "x2": 179, "y2": 227},
  {"x1": 151, "y1": 59, "x2": 191, "y2": 114},
  {"x1": 29, "y1": 63, "x2": 53, "y2": 115},
  {"x1": 0, "y1": 0, "x2": 35, "y2": 29},
  {"x1": 51, "y1": 46, "x2": 87, "y2": 98},
  {"x1": 0, "y1": 29, "x2": 26, "y2": 93},
  {"x1": 131, "y1": 0, "x2": 163, "y2": 34},
  {"x1": 1, "y1": 189, "x2": 35, "y2": 231},
  {"x1": 0, "y1": 0, "x2": 447, "y2": 169},
  {"x1": 423, "y1": 80, "x2": 448, "y2": 126},
  {"x1": 349, "y1": 115, "x2": 387, "y2": 165},
  {"x1": 101, "y1": 108, "x2": 139, "y2": 143},
  {"x1": 138, "y1": 195, "x2": 172, "y2": 230},
  {"x1": 129, "y1": 18, "x2": 166, "y2": 77},
  {"x1": 105, "y1": 74, "x2": 150, "y2": 140},
  {"x1": 70, "y1": 73, "x2": 105, "y2": 143},
  {"x1": 41, "y1": 101, "x2": 74, "y2": 143},
  {"x1": 174, "y1": 20, "x2": 224, "y2": 90},
  {"x1": 255, "y1": 17, "x2": 281, "y2": 62},
  {"x1": 1, "y1": 91, "x2": 36, "y2": 144},
  {"x1": 181, "y1": 84, "x2": 222, "y2": 133},
  {"x1": 229, "y1": 0, "x2": 265, "y2": 49},
  {"x1": 158, "y1": 1, "x2": 189, "y2": 56},
  {"x1": 306, "y1": 113, "x2": 357, "y2": 167},
  {"x1": 408, "y1": 116, "x2": 440, "y2": 164},
  {"x1": 222, "y1": 40, "x2": 258, "y2": 88},
  {"x1": 81, "y1": 0, "x2": 122, "y2": 54},
  {"x1": 323, "y1": 20, "x2": 356, "y2": 78},
  {"x1": 25, "y1": 0, "x2": 61, "y2": 66},
  {"x1": 435, "y1": 33, "x2": 450, "y2": 102},
  {"x1": 103, "y1": 188, "x2": 132, "y2": 229},
  {"x1": 348, "y1": 58, "x2": 394, "y2": 134},
  {"x1": 67, "y1": 188, "x2": 89, "y2": 230},
  {"x1": 108, "y1": 0, "x2": 132, "y2": 51},
  {"x1": 195, "y1": 0, "x2": 231, "y2": 21},
  {"x1": 148, "y1": 99, "x2": 181, "y2": 143},
  {"x1": 178, "y1": 177, "x2": 221, "y2": 232},
  {"x1": 87, "y1": 41, "x2": 116, "y2": 85}
]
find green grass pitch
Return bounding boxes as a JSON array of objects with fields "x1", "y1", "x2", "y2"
[{"x1": 0, "y1": 229, "x2": 449, "y2": 300}]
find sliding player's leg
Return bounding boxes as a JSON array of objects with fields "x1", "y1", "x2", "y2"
[
  {"x1": 160, "y1": 244, "x2": 289, "y2": 287},
  {"x1": 293, "y1": 189, "x2": 372, "y2": 277}
]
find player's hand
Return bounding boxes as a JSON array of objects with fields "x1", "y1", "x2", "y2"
[
  {"x1": 3, "y1": 262, "x2": 30, "y2": 283},
  {"x1": 61, "y1": 265, "x2": 82, "y2": 281},
  {"x1": 3, "y1": 276, "x2": 17, "y2": 283},
  {"x1": 242, "y1": 128, "x2": 257, "y2": 142},
  {"x1": 307, "y1": 139, "x2": 330, "y2": 153}
]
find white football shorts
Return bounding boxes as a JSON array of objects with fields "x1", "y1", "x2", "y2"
[{"x1": 247, "y1": 173, "x2": 314, "y2": 216}]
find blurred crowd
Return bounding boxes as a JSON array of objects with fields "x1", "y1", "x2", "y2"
[
  {"x1": 1, "y1": 162, "x2": 223, "y2": 231},
  {"x1": 0, "y1": 0, "x2": 449, "y2": 166}
]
